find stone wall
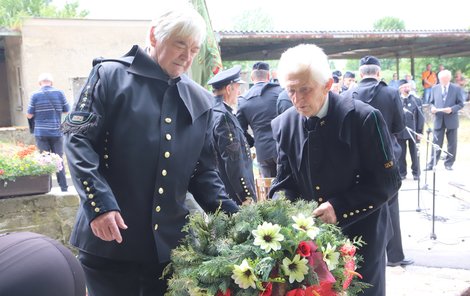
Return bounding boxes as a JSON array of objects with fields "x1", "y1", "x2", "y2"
[{"x1": 0, "y1": 192, "x2": 79, "y2": 247}]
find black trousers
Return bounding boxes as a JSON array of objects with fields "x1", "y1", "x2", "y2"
[
  {"x1": 78, "y1": 251, "x2": 168, "y2": 296},
  {"x1": 258, "y1": 157, "x2": 277, "y2": 178},
  {"x1": 35, "y1": 136, "x2": 68, "y2": 190},
  {"x1": 398, "y1": 138, "x2": 420, "y2": 177},
  {"x1": 428, "y1": 127, "x2": 458, "y2": 167},
  {"x1": 386, "y1": 194, "x2": 405, "y2": 263}
]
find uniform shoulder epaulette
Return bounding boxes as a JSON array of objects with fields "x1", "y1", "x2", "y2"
[{"x1": 61, "y1": 56, "x2": 132, "y2": 135}]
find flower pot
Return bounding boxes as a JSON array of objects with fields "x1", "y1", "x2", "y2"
[{"x1": 0, "y1": 175, "x2": 52, "y2": 198}]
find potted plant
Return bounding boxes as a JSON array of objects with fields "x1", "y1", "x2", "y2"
[
  {"x1": 0, "y1": 143, "x2": 63, "y2": 198},
  {"x1": 165, "y1": 198, "x2": 370, "y2": 296}
]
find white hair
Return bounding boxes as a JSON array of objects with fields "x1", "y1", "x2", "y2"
[
  {"x1": 38, "y1": 72, "x2": 53, "y2": 83},
  {"x1": 146, "y1": 4, "x2": 206, "y2": 47},
  {"x1": 277, "y1": 44, "x2": 331, "y2": 88},
  {"x1": 438, "y1": 69, "x2": 452, "y2": 80},
  {"x1": 359, "y1": 64, "x2": 381, "y2": 76}
]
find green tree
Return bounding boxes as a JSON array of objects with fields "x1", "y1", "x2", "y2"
[
  {"x1": 0, "y1": 0, "x2": 89, "y2": 29},
  {"x1": 233, "y1": 7, "x2": 274, "y2": 31},
  {"x1": 373, "y1": 17, "x2": 405, "y2": 30}
]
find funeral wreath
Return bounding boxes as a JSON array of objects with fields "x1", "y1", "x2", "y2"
[{"x1": 165, "y1": 198, "x2": 369, "y2": 296}]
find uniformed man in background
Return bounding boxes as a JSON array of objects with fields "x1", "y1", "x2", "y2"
[
  {"x1": 207, "y1": 66, "x2": 257, "y2": 205},
  {"x1": 63, "y1": 5, "x2": 238, "y2": 296}
]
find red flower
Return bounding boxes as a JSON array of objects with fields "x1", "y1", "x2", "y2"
[
  {"x1": 286, "y1": 288, "x2": 306, "y2": 296},
  {"x1": 307, "y1": 281, "x2": 337, "y2": 296},
  {"x1": 296, "y1": 241, "x2": 312, "y2": 257},
  {"x1": 259, "y1": 282, "x2": 272, "y2": 296},
  {"x1": 0, "y1": 169, "x2": 4, "y2": 175},
  {"x1": 340, "y1": 244, "x2": 356, "y2": 257},
  {"x1": 216, "y1": 288, "x2": 231, "y2": 296},
  {"x1": 343, "y1": 259, "x2": 363, "y2": 290}
]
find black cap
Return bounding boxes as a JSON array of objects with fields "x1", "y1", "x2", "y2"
[
  {"x1": 360, "y1": 56, "x2": 381, "y2": 67},
  {"x1": 252, "y1": 62, "x2": 269, "y2": 71},
  {"x1": 332, "y1": 70, "x2": 342, "y2": 77},
  {"x1": 332, "y1": 75, "x2": 339, "y2": 83},
  {"x1": 398, "y1": 79, "x2": 408, "y2": 87},
  {"x1": 344, "y1": 71, "x2": 355, "y2": 79},
  {"x1": 207, "y1": 65, "x2": 245, "y2": 90}
]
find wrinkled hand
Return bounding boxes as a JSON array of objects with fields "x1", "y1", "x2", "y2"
[
  {"x1": 443, "y1": 107, "x2": 452, "y2": 114},
  {"x1": 90, "y1": 211, "x2": 128, "y2": 243},
  {"x1": 431, "y1": 106, "x2": 437, "y2": 114},
  {"x1": 313, "y1": 201, "x2": 337, "y2": 224}
]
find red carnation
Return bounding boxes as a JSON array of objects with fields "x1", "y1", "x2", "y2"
[
  {"x1": 296, "y1": 241, "x2": 312, "y2": 257},
  {"x1": 340, "y1": 244, "x2": 356, "y2": 257},
  {"x1": 259, "y1": 282, "x2": 272, "y2": 296},
  {"x1": 216, "y1": 288, "x2": 231, "y2": 296}
]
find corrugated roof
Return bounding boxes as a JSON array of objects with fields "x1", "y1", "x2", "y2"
[{"x1": 215, "y1": 29, "x2": 470, "y2": 60}]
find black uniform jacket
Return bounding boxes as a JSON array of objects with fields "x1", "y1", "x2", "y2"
[
  {"x1": 397, "y1": 94, "x2": 424, "y2": 140},
  {"x1": 346, "y1": 78, "x2": 405, "y2": 160},
  {"x1": 236, "y1": 82, "x2": 283, "y2": 161},
  {"x1": 211, "y1": 96, "x2": 256, "y2": 204},
  {"x1": 269, "y1": 92, "x2": 401, "y2": 229},
  {"x1": 65, "y1": 46, "x2": 238, "y2": 263}
]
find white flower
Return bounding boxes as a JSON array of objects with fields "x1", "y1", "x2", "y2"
[
  {"x1": 322, "y1": 242, "x2": 340, "y2": 270},
  {"x1": 292, "y1": 213, "x2": 320, "y2": 239},
  {"x1": 231, "y1": 259, "x2": 257, "y2": 289},
  {"x1": 281, "y1": 254, "x2": 309, "y2": 283},
  {"x1": 252, "y1": 222, "x2": 285, "y2": 252}
]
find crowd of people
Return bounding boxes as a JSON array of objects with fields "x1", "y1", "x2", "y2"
[{"x1": 10, "y1": 3, "x2": 468, "y2": 296}]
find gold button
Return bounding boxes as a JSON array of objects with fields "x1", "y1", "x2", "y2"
[
  {"x1": 350, "y1": 212, "x2": 354, "y2": 216},
  {"x1": 369, "y1": 205, "x2": 374, "y2": 209},
  {"x1": 240, "y1": 177, "x2": 244, "y2": 181},
  {"x1": 343, "y1": 213, "x2": 348, "y2": 218},
  {"x1": 162, "y1": 169, "x2": 167, "y2": 176},
  {"x1": 164, "y1": 118, "x2": 172, "y2": 124},
  {"x1": 247, "y1": 192, "x2": 251, "y2": 196},
  {"x1": 94, "y1": 207, "x2": 100, "y2": 213},
  {"x1": 88, "y1": 194, "x2": 94, "y2": 199},
  {"x1": 83, "y1": 181, "x2": 88, "y2": 186},
  {"x1": 243, "y1": 185, "x2": 247, "y2": 188},
  {"x1": 91, "y1": 201, "x2": 96, "y2": 206},
  {"x1": 318, "y1": 197, "x2": 323, "y2": 202},
  {"x1": 363, "y1": 208, "x2": 367, "y2": 212},
  {"x1": 245, "y1": 189, "x2": 249, "y2": 193},
  {"x1": 86, "y1": 187, "x2": 91, "y2": 192},
  {"x1": 164, "y1": 151, "x2": 170, "y2": 158},
  {"x1": 355, "y1": 210, "x2": 360, "y2": 213},
  {"x1": 154, "y1": 224, "x2": 159, "y2": 230},
  {"x1": 156, "y1": 206, "x2": 161, "y2": 212},
  {"x1": 315, "y1": 186, "x2": 320, "y2": 190},
  {"x1": 241, "y1": 181, "x2": 246, "y2": 185},
  {"x1": 104, "y1": 139, "x2": 108, "y2": 143},
  {"x1": 104, "y1": 154, "x2": 109, "y2": 159},
  {"x1": 158, "y1": 187, "x2": 164, "y2": 194},
  {"x1": 106, "y1": 131, "x2": 109, "y2": 135},
  {"x1": 165, "y1": 134, "x2": 172, "y2": 140}
]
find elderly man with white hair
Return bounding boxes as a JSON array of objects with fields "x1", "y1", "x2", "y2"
[
  {"x1": 425, "y1": 69, "x2": 465, "y2": 171},
  {"x1": 269, "y1": 44, "x2": 401, "y2": 296}
]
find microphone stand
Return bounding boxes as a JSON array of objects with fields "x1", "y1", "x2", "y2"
[
  {"x1": 404, "y1": 127, "x2": 422, "y2": 212},
  {"x1": 406, "y1": 127, "x2": 453, "y2": 240},
  {"x1": 423, "y1": 127, "x2": 433, "y2": 190}
]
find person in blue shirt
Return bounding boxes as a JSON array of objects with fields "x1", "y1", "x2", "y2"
[{"x1": 27, "y1": 73, "x2": 70, "y2": 192}]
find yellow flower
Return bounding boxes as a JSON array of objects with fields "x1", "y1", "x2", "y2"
[
  {"x1": 231, "y1": 259, "x2": 257, "y2": 289},
  {"x1": 252, "y1": 222, "x2": 284, "y2": 252},
  {"x1": 322, "y1": 243, "x2": 340, "y2": 270},
  {"x1": 292, "y1": 213, "x2": 319, "y2": 239},
  {"x1": 281, "y1": 254, "x2": 309, "y2": 283}
]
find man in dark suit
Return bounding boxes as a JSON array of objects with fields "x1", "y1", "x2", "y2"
[
  {"x1": 425, "y1": 70, "x2": 465, "y2": 171},
  {"x1": 269, "y1": 44, "x2": 402, "y2": 296},
  {"x1": 207, "y1": 66, "x2": 257, "y2": 205},
  {"x1": 236, "y1": 62, "x2": 283, "y2": 177},
  {"x1": 63, "y1": 6, "x2": 238, "y2": 296},
  {"x1": 343, "y1": 56, "x2": 412, "y2": 269},
  {"x1": 397, "y1": 79, "x2": 425, "y2": 180}
]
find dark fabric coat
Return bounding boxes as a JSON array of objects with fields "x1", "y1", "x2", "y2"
[
  {"x1": 65, "y1": 46, "x2": 238, "y2": 263},
  {"x1": 276, "y1": 89, "x2": 293, "y2": 115},
  {"x1": 236, "y1": 81, "x2": 283, "y2": 162},
  {"x1": 344, "y1": 77, "x2": 405, "y2": 159},
  {"x1": 211, "y1": 96, "x2": 256, "y2": 204},
  {"x1": 397, "y1": 94, "x2": 424, "y2": 140},
  {"x1": 269, "y1": 92, "x2": 401, "y2": 296}
]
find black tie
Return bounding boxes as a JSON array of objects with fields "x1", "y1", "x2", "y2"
[
  {"x1": 443, "y1": 86, "x2": 448, "y2": 101},
  {"x1": 306, "y1": 116, "x2": 319, "y2": 131}
]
